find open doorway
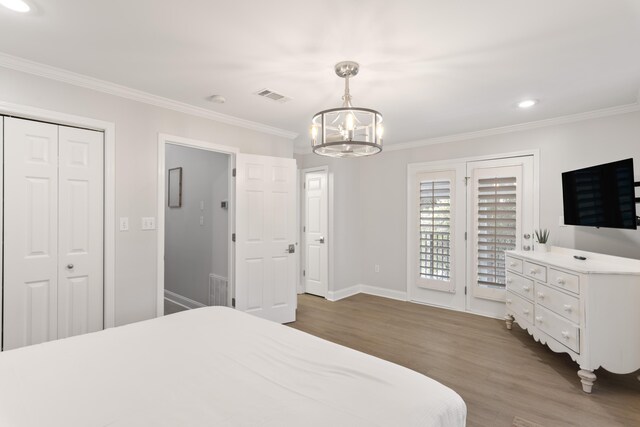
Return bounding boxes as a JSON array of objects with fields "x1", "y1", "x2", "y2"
[{"x1": 157, "y1": 134, "x2": 237, "y2": 316}]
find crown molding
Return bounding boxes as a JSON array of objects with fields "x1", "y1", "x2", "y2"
[
  {"x1": 293, "y1": 102, "x2": 640, "y2": 156},
  {"x1": 383, "y1": 102, "x2": 640, "y2": 153},
  {"x1": 0, "y1": 52, "x2": 299, "y2": 140}
]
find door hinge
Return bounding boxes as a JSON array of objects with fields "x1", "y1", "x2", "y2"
[
  {"x1": 303, "y1": 225, "x2": 306, "y2": 232},
  {"x1": 464, "y1": 286, "x2": 467, "y2": 295},
  {"x1": 303, "y1": 270, "x2": 306, "y2": 277},
  {"x1": 464, "y1": 176, "x2": 470, "y2": 185},
  {"x1": 232, "y1": 168, "x2": 236, "y2": 177},
  {"x1": 464, "y1": 231, "x2": 467, "y2": 241},
  {"x1": 231, "y1": 297, "x2": 236, "y2": 307},
  {"x1": 303, "y1": 182, "x2": 306, "y2": 189},
  {"x1": 232, "y1": 233, "x2": 236, "y2": 242}
]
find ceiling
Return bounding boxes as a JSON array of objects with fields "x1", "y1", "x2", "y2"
[{"x1": 1, "y1": 0, "x2": 639, "y2": 151}]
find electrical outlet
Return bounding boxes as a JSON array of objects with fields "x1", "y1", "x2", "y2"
[
  {"x1": 119, "y1": 217, "x2": 129, "y2": 231},
  {"x1": 374, "y1": 264, "x2": 380, "y2": 273},
  {"x1": 141, "y1": 217, "x2": 156, "y2": 230}
]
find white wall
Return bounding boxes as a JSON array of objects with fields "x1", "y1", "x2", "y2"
[
  {"x1": 297, "y1": 110, "x2": 640, "y2": 294},
  {"x1": 164, "y1": 145, "x2": 228, "y2": 305},
  {"x1": 0, "y1": 66, "x2": 293, "y2": 326}
]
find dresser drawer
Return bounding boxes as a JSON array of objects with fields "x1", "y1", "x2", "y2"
[
  {"x1": 524, "y1": 261, "x2": 547, "y2": 282},
  {"x1": 506, "y1": 273, "x2": 534, "y2": 301},
  {"x1": 535, "y1": 283, "x2": 580, "y2": 324},
  {"x1": 506, "y1": 291, "x2": 534, "y2": 326},
  {"x1": 506, "y1": 255, "x2": 523, "y2": 274},
  {"x1": 548, "y1": 268, "x2": 580, "y2": 294},
  {"x1": 534, "y1": 305, "x2": 580, "y2": 353}
]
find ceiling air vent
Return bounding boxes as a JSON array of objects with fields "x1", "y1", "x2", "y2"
[{"x1": 255, "y1": 88, "x2": 292, "y2": 103}]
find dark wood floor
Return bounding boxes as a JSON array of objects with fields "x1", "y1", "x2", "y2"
[{"x1": 288, "y1": 293, "x2": 640, "y2": 427}]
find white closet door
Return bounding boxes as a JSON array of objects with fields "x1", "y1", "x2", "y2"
[
  {"x1": 57, "y1": 126, "x2": 104, "y2": 339},
  {"x1": 3, "y1": 118, "x2": 104, "y2": 350},
  {"x1": 235, "y1": 154, "x2": 297, "y2": 323},
  {"x1": 4, "y1": 118, "x2": 60, "y2": 350},
  {"x1": 303, "y1": 171, "x2": 328, "y2": 297}
]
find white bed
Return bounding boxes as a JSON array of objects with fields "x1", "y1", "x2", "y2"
[{"x1": 0, "y1": 307, "x2": 466, "y2": 426}]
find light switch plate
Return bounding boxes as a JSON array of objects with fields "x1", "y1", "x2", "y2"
[
  {"x1": 119, "y1": 217, "x2": 129, "y2": 231},
  {"x1": 142, "y1": 217, "x2": 156, "y2": 230}
]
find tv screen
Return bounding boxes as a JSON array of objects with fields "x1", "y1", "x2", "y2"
[{"x1": 562, "y1": 158, "x2": 637, "y2": 230}]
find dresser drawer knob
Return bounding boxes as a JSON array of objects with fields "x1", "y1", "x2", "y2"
[
  {"x1": 507, "y1": 278, "x2": 513, "y2": 284},
  {"x1": 557, "y1": 278, "x2": 566, "y2": 285},
  {"x1": 510, "y1": 262, "x2": 517, "y2": 267},
  {"x1": 506, "y1": 299, "x2": 512, "y2": 305},
  {"x1": 561, "y1": 331, "x2": 570, "y2": 340},
  {"x1": 563, "y1": 304, "x2": 572, "y2": 312},
  {"x1": 523, "y1": 309, "x2": 530, "y2": 315},
  {"x1": 522, "y1": 285, "x2": 531, "y2": 292},
  {"x1": 530, "y1": 269, "x2": 538, "y2": 275},
  {"x1": 537, "y1": 292, "x2": 545, "y2": 299}
]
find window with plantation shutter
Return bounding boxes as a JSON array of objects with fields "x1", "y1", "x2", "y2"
[
  {"x1": 476, "y1": 176, "x2": 517, "y2": 289},
  {"x1": 419, "y1": 179, "x2": 451, "y2": 281}
]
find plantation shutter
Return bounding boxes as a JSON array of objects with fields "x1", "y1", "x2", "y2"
[
  {"x1": 420, "y1": 180, "x2": 451, "y2": 281},
  {"x1": 414, "y1": 169, "x2": 459, "y2": 294},
  {"x1": 475, "y1": 176, "x2": 517, "y2": 289}
]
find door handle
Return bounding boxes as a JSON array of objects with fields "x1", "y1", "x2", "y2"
[
  {"x1": 285, "y1": 244, "x2": 295, "y2": 254},
  {"x1": 315, "y1": 237, "x2": 325, "y2": 244},
  {"x1": 66, "y1": 264, "x2": 74, "y2": 270}
]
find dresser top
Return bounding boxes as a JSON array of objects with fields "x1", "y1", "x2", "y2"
[{"x1": 507, "y1": 247, "x2": 640, "y2": 275}]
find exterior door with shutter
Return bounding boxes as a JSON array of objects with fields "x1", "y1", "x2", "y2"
[
  {"x1": 408, "y1": 164, "x2": 466, "y2": 311},
  {"x1": 467, "y1": 156, "x2": 534, "y2": 317}
]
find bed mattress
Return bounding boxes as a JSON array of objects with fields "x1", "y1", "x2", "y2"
[{"x1": 0, "y1": 307, "x2": 466, "y2": 426}]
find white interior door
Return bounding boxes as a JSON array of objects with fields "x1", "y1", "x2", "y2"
[
  {"x1": 3, "y1": 117, "x2": 104, "y2": 350},
  {"x1": 57, "y1": 126, "x2": 104, "y2": 339},
  {"x1": 235, "y1": 154, "x2": 297, "y2": 323},
  {"x1": 408, "y1": 164, "x2": 466, "y2": 311},
  {"x1": 467, "y1": 156, "x2": 535, "y2": 317},
  {"x1": 303, "y1": 170, "x2": 328, "y2": 297}
]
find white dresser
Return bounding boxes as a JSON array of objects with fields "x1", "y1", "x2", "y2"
[{"x1": 505, "y1": 247, "x2": 640, "y2": 393}]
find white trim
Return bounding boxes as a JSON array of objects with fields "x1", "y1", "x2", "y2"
[
  {"x1": 0, "y1": 101, "x2": 116, "y2": 330},
  {"x1": 164, "y1": 290, "x2": 206, "y2": 310},
  {"x1": 157, "y1": 133, "x2": 237, "y2": 317},
  {"x1": 360, "y1": 285, "x2": 407, "y2": 301},
  {"x1": 294, "y1": 102, "x2": 640, "y2": 155},
  {"x1": 326, "y1": 284, "x2": 408, "y2": 302},
  {"x1": 0, "y1": 52, "x2": 298, "y2": 140},
  {"x1": 326, "y1": 285, "x2": 361, "y2": 302},
  {"x1": 299, "y1": 166, "x2": 332, "y2": 298}
]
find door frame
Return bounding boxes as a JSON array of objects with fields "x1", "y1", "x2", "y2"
[
  {"x1": 0, "y1": 100, "x2": 117, "y2": 332},
  {"x1": 406, "y1": 149, "x2": 539, "y2": 318},
  {"x1": 156, "y1": 133, "x2": 238, "y2": 316},
  {"x1": 299, "y1": 166, "x2": 333, "y2": 296}
]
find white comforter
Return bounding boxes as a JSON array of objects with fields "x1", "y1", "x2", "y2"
[{"x1": 0, "y1": 307, "x2": 466, "y2": 426}]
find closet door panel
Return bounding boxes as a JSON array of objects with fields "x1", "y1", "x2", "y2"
[
  {"x1": 4, "y1": 117, "x2": 59, "y2": 350},
  {"x1": 58, "y1": 126, "x2": 104, "y2": 339}
]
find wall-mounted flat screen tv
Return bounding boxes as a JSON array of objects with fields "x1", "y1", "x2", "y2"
[{"x1": 562, "y1": 158, "x2": 637, "y2": 230}]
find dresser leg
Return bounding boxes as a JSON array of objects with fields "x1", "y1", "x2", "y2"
[
  {"x1": 578, "y1": 369, "x2": 596, "y2": 393},
  {"x1": 505, "y1": 315, "x2": 514, "y2": 330}
]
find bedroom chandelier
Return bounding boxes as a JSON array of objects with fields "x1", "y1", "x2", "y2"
[{"x1": 311, "y1": 61, "x2": 383, "y2": 157}]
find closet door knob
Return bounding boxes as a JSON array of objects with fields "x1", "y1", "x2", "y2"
[{"x1": 66, "y1": 264, "x2": 74, "y2": 269}]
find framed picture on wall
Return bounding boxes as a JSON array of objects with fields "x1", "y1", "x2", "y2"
[{"x1": 168, "y1": 167, "x2": 182, "y2": 208}]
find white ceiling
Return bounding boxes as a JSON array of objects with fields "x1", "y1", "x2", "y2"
[{"x1": 1, "y1": 0, "x2": 639, "y2": 151}]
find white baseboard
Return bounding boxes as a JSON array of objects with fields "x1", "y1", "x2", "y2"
[
  {"x1": 360, "y1": 284, "x2": 408, "y2": 301},
  {"x1": 326, "y1": 284, "x2": 408, "y2": 302},
  {"x1": 326, "y1": 285, "x2": 361, "y2": 302},
  {"x1": 164, "y1": 290, "x2": 207, "y2": 310}
]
